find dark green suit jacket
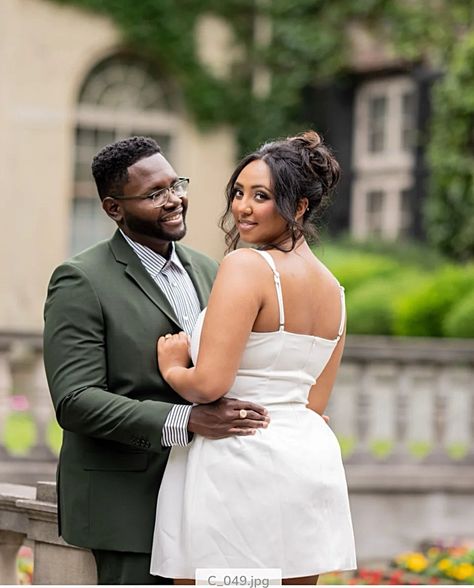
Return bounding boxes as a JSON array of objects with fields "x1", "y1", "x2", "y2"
[{"x1": 43, "y1": 230, "x2": 218, "y2": 552}]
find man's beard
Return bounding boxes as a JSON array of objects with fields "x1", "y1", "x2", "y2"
[{"x1": 123, "y1": 211, "x2": 187, "y2": 242}]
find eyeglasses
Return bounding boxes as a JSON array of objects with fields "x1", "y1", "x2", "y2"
[{"x1": 112, "y1": 177, "x2": 190, "y2": 208}]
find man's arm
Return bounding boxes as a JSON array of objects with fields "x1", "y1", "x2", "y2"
[
  {"x1": 44, "y1": 263, "x2": 269, "y2": 450},
  {"x1": 44, "y1": 262, "x2": 174, "y2": 451}
]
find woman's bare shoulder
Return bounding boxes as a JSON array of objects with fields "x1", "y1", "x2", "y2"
[{"x1": 220, "y1": 248, "x2": 265, "y2": 272}]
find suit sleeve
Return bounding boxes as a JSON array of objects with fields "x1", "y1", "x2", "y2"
[{"x1": 43, "y1": 262, "x2": 172, "y2": 452}]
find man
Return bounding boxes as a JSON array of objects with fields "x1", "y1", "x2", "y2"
[{"x1": 43, "y1": 137, "x2": 269, "y2": 584}]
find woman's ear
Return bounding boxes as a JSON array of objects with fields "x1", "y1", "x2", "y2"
[
  {"x1": 295, "y1": 197, "x2": 309, "y2": 221},
  {"x1": 102, "y1": 197, "x2": 123, "y2": 223}
]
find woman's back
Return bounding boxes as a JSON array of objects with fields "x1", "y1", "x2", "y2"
[
  {"x1": 190, "y1": 247, "x2": 345, "y2": 407},
  {"x1": 250, "y1": 245, "x2": 344, "y2": 340}
]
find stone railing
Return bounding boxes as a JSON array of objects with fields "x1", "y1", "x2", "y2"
[
  {"x1": 331, "y1": 336, "x2": 474, "y2": 560},
  {"x1": 0, "y1": 333, "x2": 473, "y2": 581},
  {"x1": 0, "y1": 481, "x2": 96, "y2": 584},
  {"x1": 331, "y1": 335, "x2": 474, "y2": 464},
  {"x1": 0, "y1": 332, "x2": 56, "y2": 485}
]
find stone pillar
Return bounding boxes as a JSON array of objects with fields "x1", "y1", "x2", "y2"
[
  {"x1": 0, "y1": 347, "x2": 13, "y2": 458},
  {"x1": 330, "y1": 362, "x2": 362, "y2": 459},
  {"x1": 439, "y1": 366, "x2": 473, "y2": 460},
  {"x1": 29, "y1": 354, "x2": 56, "y2": 460},
  {"x1": 0, "y1": 483, "x2": 35, "y2": 585},
  {"x1": 0, "y1": 529, "x2": 25, "y2": 584},
  {"x1": 17, "y1": 482, "x2": 97, "y2": 585},
  {"x1": 362, "y1": 362, "x2": 399, "y2": 460},
  {"x1": 403, "y1": 365, "x2": 438, "y2": 459}
]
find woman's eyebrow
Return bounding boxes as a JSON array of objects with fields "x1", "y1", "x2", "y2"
[{"x1": 234, "y1": 181, "x2": 271, "y2": 190}]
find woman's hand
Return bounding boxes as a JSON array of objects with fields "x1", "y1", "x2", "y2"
[{"x1": 157, "y1": 332, "x2": 191, "y2": 381}]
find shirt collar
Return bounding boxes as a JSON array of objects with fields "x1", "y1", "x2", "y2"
[{"x1": 119, "y1": 230, "x2": 185, "y2": 277}]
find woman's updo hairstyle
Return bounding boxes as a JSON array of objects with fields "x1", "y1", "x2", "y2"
[{"x1": 220, "y1": 130, "x2": 340, "y2": 251}]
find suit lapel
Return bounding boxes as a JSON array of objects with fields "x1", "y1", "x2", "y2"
[{"x1": 108, "y1": 230, "x2": 181, "y2": 328}]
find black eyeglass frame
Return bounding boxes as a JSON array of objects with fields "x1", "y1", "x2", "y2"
[{"x1": 111, "y1": 177, "x2": 190, "y2": 208}]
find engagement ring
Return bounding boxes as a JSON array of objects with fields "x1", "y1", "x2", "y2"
[{"x1": 239, "y1": 409, "x2": 247, "y2": 419}]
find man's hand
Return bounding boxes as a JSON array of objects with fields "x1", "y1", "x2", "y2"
[{"x1": 188, "y1": 397, "x2": 270, "y2": 439}]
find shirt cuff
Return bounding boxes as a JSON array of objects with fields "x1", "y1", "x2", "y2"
[{"x1": 161, "y1": 404, "x2": 193, "y2": 447}]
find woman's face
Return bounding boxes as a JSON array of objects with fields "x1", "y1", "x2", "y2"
[{"x1": 231, "y1": 159, "x2": 288, "y2": 246}]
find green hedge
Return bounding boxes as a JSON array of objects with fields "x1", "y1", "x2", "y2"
[
  {"x1": 393, "y1": 265, "x2": 474, "y2": 337},
  {"x1": 346, "y1": 271, "x2": 427, "y2": 335},
  {"x1": 317, "y1": 243, "x2": 474, "y2": 338},
  {"x1": 322, "y1": 252, "x2": 401, "y2": 294},
  {"x1": 443, "y1": 290, "x2": 474, "y2": 338}
]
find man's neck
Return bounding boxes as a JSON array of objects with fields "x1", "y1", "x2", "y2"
[{"x1": 120, "y1": 228, "x2": 172, "y2": 258}]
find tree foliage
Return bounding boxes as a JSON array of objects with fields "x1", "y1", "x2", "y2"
[
  {"x1": 426, "y1": 32, "x2": 474, "y2": 260},
  {"x1": 51, "y1": 0, "x2": 474, "y2": 259},
  {"x1": 50, "y1": 0, "x2": 417, "y2": 153}
]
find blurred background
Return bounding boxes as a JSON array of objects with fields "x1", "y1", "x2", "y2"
[{"x1": 0, "y1": 0, "x2": 473, "y2": 584}]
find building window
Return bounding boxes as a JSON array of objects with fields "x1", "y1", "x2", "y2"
[
  {"x1": 70, "y1": 55, "x2": 179, "y2": 254},
  {"x1": 399, "y1": 188, "x2": 413, "y2": 237},
  {"x1": 366, "y1": 190, "x2": 385, "y2": 236},
  {"x1": 352, "y1": 76, "x2": 417, "y2": 240},
  {"x1": 367, "y1": 96, "x2": 387, "y2": 153},
  {"x1": 401, "y1": 91, "x2": 416, "y2": 151}
]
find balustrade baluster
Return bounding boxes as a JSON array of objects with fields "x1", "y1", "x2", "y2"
[
  {"x1": 439, "y1": 366, "x2": 473, "y2": 461},
  {"x1": 29, "y1": 354, "x2": 55, "y2": 460},
  {"x1": 362, "y1": 362, "x2": 399, "y2": 460},
  {"x1": 403, "y1": 365, "x2": 438, "y2": 460},
  {"x1": 0, "y1": 348, "x2": 14, "y2": 459},
  {"x1": 329, "y1": 362, "x2": 362, "y2": 460}
]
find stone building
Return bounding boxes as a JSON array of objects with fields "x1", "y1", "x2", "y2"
[{"x1": 0, "y1": 0, "x2": 237, "y2": 334}]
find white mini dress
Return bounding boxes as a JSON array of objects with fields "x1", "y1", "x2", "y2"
[{"x1": 150, "y1": 250, "x2": 357, "y2": 579}]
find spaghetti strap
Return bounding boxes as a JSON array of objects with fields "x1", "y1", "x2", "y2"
[
  {"x1": 337, "y1": 286, "x2": 346, "y2": 337},
  {"x1": 252, "y1": 249, "x2": 285, "y2": 331}
]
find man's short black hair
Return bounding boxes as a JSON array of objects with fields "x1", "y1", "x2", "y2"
[{"x1": 92, "y1": 136, "x2": 161, "y2": 200}]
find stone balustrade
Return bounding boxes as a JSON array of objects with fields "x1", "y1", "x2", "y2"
[
  {"x1": 330, "y1": 335, "x2": 474, "y2": 465},
  {"x1": 0, "y1": 332, "x2": 473, "y2": 582},
  {"x1": 0, "y1": 481, "x2": 96, "y2": 584},
  {"x1": 0, "y1": 332, "x2": 56, "y2": 485}
]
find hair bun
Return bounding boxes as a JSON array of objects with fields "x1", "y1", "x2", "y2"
[
  {"x1": 288, "y1": 130, "x2": 322, "y2": 150},
  {"x1": 288, "y1": 130, "x2": 340, "y2": 192}
]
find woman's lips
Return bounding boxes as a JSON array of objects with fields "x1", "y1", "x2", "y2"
[{"x1": 238, "y1": 220, "x2": 257, "y2": 230}]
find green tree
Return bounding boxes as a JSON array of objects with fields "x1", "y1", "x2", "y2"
[
  {"x1": 426, "y1": 31, "x2": 474, "y2": 261},
  {"x1": 51, "y1": 0, "x2": 474, "y2": 259}
]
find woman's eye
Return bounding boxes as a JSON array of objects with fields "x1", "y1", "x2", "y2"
[
  {"x1": 255, "y1": 192, "x2": 269, "y2": 201},
  {"x1": 232, "y1": 188, "x2": 243, "y2": 199}
]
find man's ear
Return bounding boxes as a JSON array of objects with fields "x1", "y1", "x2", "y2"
[
  {"x1": 102, "y1": 197, "x2": 123, "y2": 223},
  {"x1": 295, "y1": 197, "x2": 309, "y2": 221}
]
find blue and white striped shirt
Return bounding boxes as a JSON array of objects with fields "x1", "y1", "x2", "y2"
[{"x1": 120, "y1": 230, "x2": 200, "y2": 447}]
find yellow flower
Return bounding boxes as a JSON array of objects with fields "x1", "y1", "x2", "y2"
[
  {"x1": 450, "y1": 562, "x2": 474, "y2": 581},
  {"x1": 395, "y1": 553, "x2": 409, "y2": 565},
  {"x1": 427, "y1": 547, "x2": 440, "y2": 559},
  {"x1": 437, "y1": 558, "x2": 452, "y2": 572},
  {"x1": 405, "y1": 553, "x2": 428, "y2": 573}
]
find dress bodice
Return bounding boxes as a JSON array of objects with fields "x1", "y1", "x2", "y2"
[{"x1": 190, "y1": 250, "x2": 345, "y2": 409}]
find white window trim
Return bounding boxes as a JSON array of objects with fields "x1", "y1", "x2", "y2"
[
  {"x1": 351, "y1": 172, "x2": 414, "y2": 240},
  {"x1": 353, "y1": 76, "x2": 416, "y2": 173}
]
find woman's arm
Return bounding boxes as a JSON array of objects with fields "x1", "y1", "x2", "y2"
[
  {"x1": 307, "y1": 330, "x2": 346, "y2": 415},
  {"x1": 158, "y1": 250, "x2": 262, "y2": 403}
]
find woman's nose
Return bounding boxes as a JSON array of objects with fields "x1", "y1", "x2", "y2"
[{"x1": 237, "y1": 199, "x2": 252, "y2": 215}]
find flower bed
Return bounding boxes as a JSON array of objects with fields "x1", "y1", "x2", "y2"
[
  {"x1": 320, "y1": 541, "x2": 474, "y2": 585},
  {"x1": 17, "y1": 541, "x2": 474, "y2": 585}
]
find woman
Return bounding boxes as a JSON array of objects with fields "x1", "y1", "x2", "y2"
[{"x1": 150, "y1": 131, "x2": 357, "y2": 584}]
